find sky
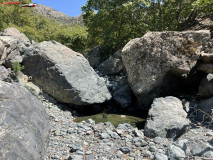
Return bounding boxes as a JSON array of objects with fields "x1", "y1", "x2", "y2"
[{"x1": 32, "y1": 0, "x2": 87, "y2": 17}]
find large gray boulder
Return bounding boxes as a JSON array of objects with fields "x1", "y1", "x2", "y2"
[
  {"x1": 144, "y1": 96, "x2": 189, "y2": 139},
  {"x1": 122, "y1": 30, "x2": 211, "y2": 109},
  {"x1": 197, "y1": 97, "x2": 213, "y2": 121},
  {"x1": 0, "y1": 27, "x2": 30, "y2": 44},
  {"x1": 0, "y1": 36, "x2": 22, "y2": 67},
  {"x1": 98, "y1": 50, "x2": 124, "y2": 75},
  {"x1": 23, "y1": 41, "x2": 111, "y2": 105},
  {"x1": 199, "y1": 73, "x2": 213, "y2": 97},
  {"x1": 0, "y1": 80, "x2": 49, "y2": 160}
]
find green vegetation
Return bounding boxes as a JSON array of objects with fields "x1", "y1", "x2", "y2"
[
  {"x1": 74, "y1": 113, "x2": 145, "y2": 128},
  {"x1": 12, "y1": 62, "x2": 25, "y2": 74},
  {"x1": 0, "y1": 0, "x2": 212, "y2": 53},
  {"x1": 82, "y1": 0, "x2": 213, "y2": 50},
  {"x1": 0, "y1": 0, "x2": 88, "y2": 53}
]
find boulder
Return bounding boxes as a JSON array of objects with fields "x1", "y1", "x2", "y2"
[
  {"x1": 0, "y1": 65, "x2": 10, "y2": 82},
  {"x1": 98, "y1": 50, "x2": 124, "y2": 75},
  {"x1": 197, "y1": 97, "x2": 213, "y2": 121},
  {"x1": 0, "y1": 27, "x2": 30, "y2": 44},
  {"x1": 23, "y1": 41, "x2": 111, "y2": 105},
  {"x1": 0, "y1": 36, "x2": 21, "y2": 67},
  {"x1": 0, "y1": 80, "x2": 49, "y2": 160},
  {"x1": 199, "y1": 74, "x2": 213, "y2": 97},
  {"x1": 121, "y1": 30, "x2": 211, "y2": 109},
  {"x1": 85, "y1": 45, "x2": 112, "y2": 68},
  {"x1": 144, "y1": 96, "x2": 189, "y2": 139}
]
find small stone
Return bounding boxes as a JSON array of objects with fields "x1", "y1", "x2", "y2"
[
  {"x1": 69, "y1": 155, "x2": 83, "y2": 160},
  {"x1": 70, "y1": 144, "x2": 83, "y2": 152},
  {"x1": 149, "y1": 146, "x2": 157, "y2": 152},
  {"x1": 133, "y1": 128, "x2": 144, "y2": 137},
  {"x1": 143, "y1": 150, "x2": 152, "y2": 157},
  {"x1": 120, "y1": 147, "x2": 132, "y2": 154},
  {"x1": 86, "y1": 151, "x2": 92, "y2": 155},
  {"x1": 154, "y1": 153, "x2": 168, "y2": 160},
  {"x1": 154, "y1": 137, "x2": 162, "y2": 144},
  {"x1": 203, "y1": 151, "x2": 213, "y2": 158},
  {"x1": 109, "y1": 131, "x2": 120, "y2": 139},
  {"x1": 86, "y1": 119, "x2": 95, "y2": 125},
  {"x1": 167, "y1": 144, "x2": 185, "y2": 159},
  {"x1": 206, "y1": 131, "x2": 213, "y2": 136},
  {"x1": 141, "y1": 140, "x2": 148, "y2": 147},
  {"x1": 100, "y1": 132, "x2": 110, "y2": 139},
  {"x1": 54, "y1": 129, "x2": 61, "y2": 136}
]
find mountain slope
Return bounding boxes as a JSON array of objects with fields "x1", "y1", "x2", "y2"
[{"x1": 34, "y1": 4, "x2": 83, "y2": 25}]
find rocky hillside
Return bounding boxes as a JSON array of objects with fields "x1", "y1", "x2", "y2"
[
  {"x1": 34, "y1": 4, "x2": 84, "y2": 25},
  {"x1": 0, "y1": 26, "x2": 213, "y2": 160}
]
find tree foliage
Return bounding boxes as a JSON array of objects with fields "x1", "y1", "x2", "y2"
[
  {"x1": 0, "y1": 1, "x2": 88, "y2": 53},
  {"x1": 82, "y1": 0, "x2": 213, "y2": 50}
]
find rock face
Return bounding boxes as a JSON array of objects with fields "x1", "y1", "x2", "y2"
[
  {"x1": 98, "y1": 50, "x2": 124, "y2": 75},
  {"x1": 197, "y1": 97, "x2": 213, "y2": 121},
  {"x1": 86, "y1": 45, "x2": 112, "y2": 68},
  {"x1": 144, "y1": 97, "x2": 189, "y2": 139},
  {"x1": 122, "y1": 30, "x2": 211, "y2": 109},
  {"x1": 0, "y1": 27, "x2": 30, "y2": 44},
  {"x1": 199, "y1": 73, "x2": 213, "y2": 97},
  {"x1": 34, "y1": 4, "x2": 83, "y2": 25},
  {"x1": 0, "y1": 80, "x2": 49, "y2": 160},
  {"x1": 23, "y1": 41, "x2": 111, "y2": 105}
]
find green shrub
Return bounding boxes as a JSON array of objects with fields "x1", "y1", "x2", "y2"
[{"x1": 12, "y1": 62, "x2": 25, "y2": 75}]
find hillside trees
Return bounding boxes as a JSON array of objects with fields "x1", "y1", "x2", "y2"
[
  {"x1": 0, "y1": 1, "x2": 88, "y2": 53},
  {"x1": 82, "y1": 0, "x2": 213, "y2": 50}
]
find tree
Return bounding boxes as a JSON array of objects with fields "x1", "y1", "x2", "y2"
[{"x1": 82, "y1": 0, "x2": 213, "y2": 50}]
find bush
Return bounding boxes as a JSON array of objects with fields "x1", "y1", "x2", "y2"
[{"x1": 12, "y1": 62, "x2": 25, "y2": 75}]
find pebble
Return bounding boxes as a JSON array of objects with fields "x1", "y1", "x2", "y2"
[{"x1": 120, "y1": 147, "x2": 132, "y2": 154}]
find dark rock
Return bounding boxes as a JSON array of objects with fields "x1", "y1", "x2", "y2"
[
  {"x1": 0, "y1": 81, "x2": 49, "y2": 160},
  {"x1": 144, "y1": 97, "x2": 189, "y2": 138},
  {"x1": 85, "y1": 45, "x2": 112, "y2": 68},
  {"x1": 98, "y1": 50, "x2": 124, "y2": 75},
  {"x1": 113, "y1": 84, "x2": 132, "y2": 108},
  {"x1": 119, "y1": 147, "x2": 132, "y2": 154},
  {"x1": 199, "y1": 74, "x2": 213, "y2": 97},
  {"x1": 121, "y1": 30, "x2": 211, "y2": 109},
  {"x1": 23, "y1": 41, "x2": 111, "y2": 105},
  {"x1": 197, "y1": 97, "x2": 213, "y2": 121}
]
